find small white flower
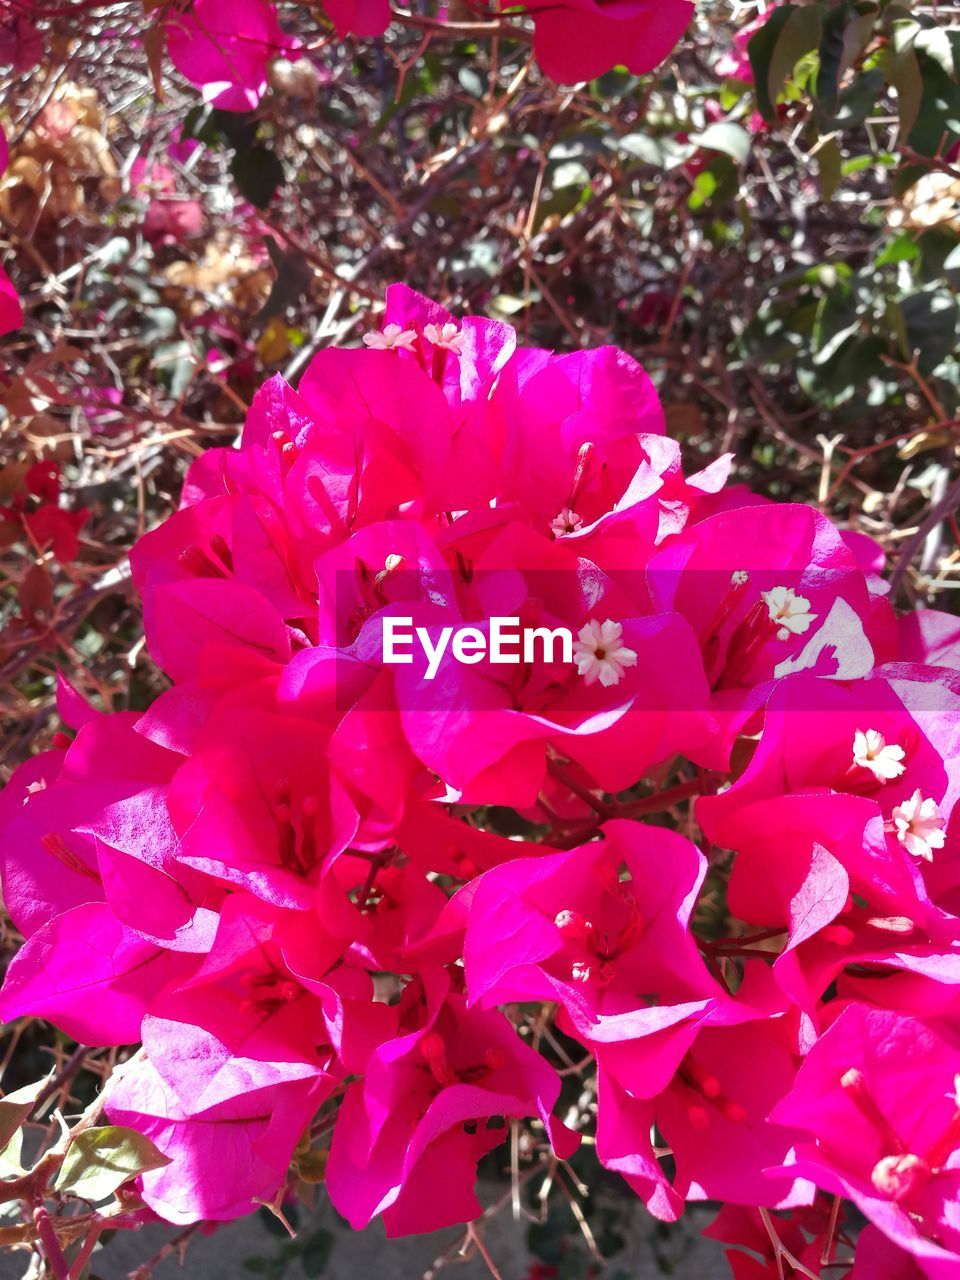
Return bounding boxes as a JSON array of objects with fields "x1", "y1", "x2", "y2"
[
  {"x1": 550, "y1": 507, "x2": 583, "y2": 536},
  {"x1": 362, "y1": 323, "x2": 417, "y2": 352},
  {"x1": 731, "y1": 570, "x2": 750, "y2": 586},
  {"x1": 574, "y1": 619, "x2": 638, "y2": 688},
  {"x1": 853, "y1": 728, "x2": 906, "y2": 782},
  {"x1": 892, "y1": 788, "x2": 946, "y2": 861},
  {"x1": 423, "y1": 322, "x2": 465, "y2": 354},
  {"x1": 762, "y1": 585, "x2": 817, "y2": 636}
]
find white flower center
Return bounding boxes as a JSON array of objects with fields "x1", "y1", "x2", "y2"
[
  {"x1": 362, "y1": 323, "x2": 417, "y2": 352},
  {"x1": 761, "y1": 585, "x2": 817, "y2": 636},
  {"x1": 573, "y1": 619, "x2": 638, "y2": 688},
  {"x1": 423, "y1": 322, "x2": 465, "y2": 354},
  {"x1": 550, "y1": 507, "x2": 583, "y2": 536},
  {"x1": 892, "y1": 788, "x2": 946, "y2": 861},
  {"x1": 853, "y1": 728, "x2": 906, "y2": 782}
]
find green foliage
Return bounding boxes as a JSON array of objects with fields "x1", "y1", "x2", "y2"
[
  {"x1": 747, "y1": 0, "x2": 960, "y2": 157},
  {"x1": 743, "y1": 231, "x2": 960, "y2": 412},
  {"x1": 181, "y1": 106, "x2": 286, "y2": 207},
  {"x1": 0, "y1": 1073, "x2": 50, "y2": 1152},
  {"x1": 243, "y1": 1209, "x2": 337, "y2": 1277},
  {"x1": 55, "y1": 1125, "x2": 170, "y2": 1203}
]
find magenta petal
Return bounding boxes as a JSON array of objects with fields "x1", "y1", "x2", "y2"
[
  {"x1": 104, "y1": 1056, "x2": 324, "y2": 1224},
  {"x1": 0, "y1": 902, "x2": 191, "y2": 1044}
]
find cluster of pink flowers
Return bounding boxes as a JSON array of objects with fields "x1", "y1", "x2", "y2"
[
  {"x1": 157, "y1": 0, "x2": 693, "y2": 104},
  {"x1": 3, "y1": 287, "x2": 960, "y2": 1273}
]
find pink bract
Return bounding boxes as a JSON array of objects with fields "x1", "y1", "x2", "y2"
[
  {"x1": 524, "y1": 0, "x2": 694, "y2": 84},
  {"x1": 165, "y1": 0, "x2": 299, "y2": 111}
]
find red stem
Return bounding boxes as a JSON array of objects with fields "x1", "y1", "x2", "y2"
[{"x1": 30, "y1": 1198, "x2": 69, "y2": 1280}]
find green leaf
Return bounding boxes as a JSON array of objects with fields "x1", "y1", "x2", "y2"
[
  {"x1": 153, "y1": 339, "x2": 195, "y2": 399},
  {"x1": 688, "y1": 169, "x2": 717, "y2": 210},
  {"x1": 458, "y1": 67, "x2": 485, "y2": 98},
  {"x1": 749, "y1": 4, "x2": 824, "y2": 122},
  {"x1": 689, "y1": 122, "x2": 751, "y2": 164},
  {"x1": 882, "y1": 29, "x2": 923, "y2": 140},
  {"x1": 900, "y1": 288, "x2": 959, "y2": 372},
  {"x1": 617, "y1": 133, "x2": 689, "y2": 169},
  {"x1": 884, "y1": 297, "x2": 910, "y2": 361},
  {"x1": 827, "y1": 68, "x2": 885, "y2": 130},
  {"x1": 301, "y1": 1228, "x2": 335, "y2": 1277},
  {"x1": 908, "y1": 47, "x2": 960, "y2": 156},
  {"x1": 55, "y1": 1126, "x2": 170, "y2": 1203},
  {"x1": 0, "y1": 1130, "x2": 26, "y2": 1180},
  {"x1": 551, "y1": 161, "x2": 592, "y2": 190},
  {"x1": 0, "y1": 1075, "x2": 51, "y2": 1151},
  {"x1": 816, "y1": 0, "x2": 855, "y2": 115},
  {"x1": 489, "y1": 294, "x2": 535, "y2": 316},
  {"x1": 915, "y1": 25, "x2": 955, "y2": 80},
  {"x1": 816, "y1": 136, "x2": 842, "y2": 201},
  {"x1": 231, "y1": 145, "x2": 285, "y2": 209},
  {"x1": 877, "y1": 233, "x2": 920, "y2": 266}
]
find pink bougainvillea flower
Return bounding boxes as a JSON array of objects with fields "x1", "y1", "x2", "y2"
[
  {"x1": 850, "y1": 1225, "x2": 931, "y2": 1279},
  {"x1": 140, "y1": 894, "x2": 348, "y2": 1085},
  {"x1": 465, "y1": 819, "x2": 718, "y2": 1028},
  {"x1": 480, "y1": 341, "x2": 666, "y2": 533},
  {"x1": 643, "y1": 501, "x2": 897, "y2": 759},
  {"x1": 0, "y1": 900, "x2": 198, "y2": 1045},
  {"x1": 698, "y1": 666, "x2": 960, "y2": 838},
  {"x1": 697, "y1": 669, "x2": 960, "y2": 1015},
  {"x1": 521, "y1": 0, "x2": 694, "y2": 84},
  {"x1": 715, "y1": 4, "x2": 779, "y2": 83},
  {"x1": 701, "y1": 786, "x2": 960, "y2": 1017},
  {"x1": 165, "y1": 0, "x2": 299, "y2": 112},
  {"x1": 325, "y1": 969, "x2": 577, "y2": 1236},
  {"x1": 381, "y1": 282, "x2": 516, "y2": 424},
  {"x1": 704, "y1": 1198, "x2": 841, "y2": 1280},
  {"x1": 130, "y1": 158, "x2": 204, "y2": 243},
  {"x1": 167, "y1": 694, "x2": 358, "y2": 910},
  {"x1": 104, "y1": 1052, "x2": 331, "y2": 1224},
  {"x1": 595, "y1": 1011, "x2": 814, "y2": 1221},
  {"x1": 463, "y1": 821, "x2": 812, "y2": 1214},
  {"x1": 319, "y1": 0, "x2": 390, "y2": 37},
  {"x1": 7, "y1": 282, "x2": 960, "y2": 1258},
  {"x1": 899, "y1": 608, "x2": 960, "y2": 670},
  {"x1": 772, "y1": 1004, "x2": 960, "y2": 1274},
  {"x1": 0, "y1": 261, "x2": 22, "y2": 335},
  {"x1": 0, "y1": 711, "x2": 185, "y2": 938}
]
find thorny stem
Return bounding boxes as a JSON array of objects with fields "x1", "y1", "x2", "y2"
[
  {"x1": 392, "y1": 11, "x2": 533, "y2": 43},
  {"x1": 546, "y1": 756, "x2": 613, "y2": 817},
  {"x1": 618, "y1": 777, "x2": 704, "y2": 818},
  {"x1": 67, "y1": 1223, "x2": 104, "y2": 1280},
  {"x1": 758, "y1": 1207, "x2": 822, "y2": 1280},
  {"x1": 128, "y1": 1223, "x2": 204, "y2": 1280}
]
